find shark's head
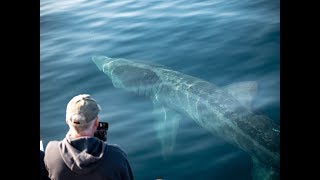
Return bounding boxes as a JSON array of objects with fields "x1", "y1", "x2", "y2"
[
  {"x1": 92, "y1": 56, "x2": 114, "y2": 72},
  {"x1": 92, "y1": 55, "x2": 162, "y2": 95}
]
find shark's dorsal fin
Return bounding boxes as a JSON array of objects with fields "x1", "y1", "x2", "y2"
[{"x1": 223, "y1": 81, "x2": 257, "y2": 110}]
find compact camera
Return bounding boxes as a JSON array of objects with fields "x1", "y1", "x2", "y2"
[{"x1": 94, "y1": 121, "x2": 108, "y2": 142}]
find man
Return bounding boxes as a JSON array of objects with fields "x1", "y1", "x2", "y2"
[{"x1": 44, "y1": 94, "x2": 134, "y2": 180}]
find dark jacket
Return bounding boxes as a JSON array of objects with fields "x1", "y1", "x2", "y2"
[
  {"x1": 40, "y1": 150, "x2": 50, "y2": 180},
  {"x1": 44, "y1": 136, "x2": 134, "y2": 180}
]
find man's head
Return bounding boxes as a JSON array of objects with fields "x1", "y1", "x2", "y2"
[{"x1": 66, "y1": 94, "x2": 101, "y2": 133}]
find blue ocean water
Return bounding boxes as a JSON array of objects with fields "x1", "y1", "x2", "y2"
[{"x1": 40, "y1": 0, "x2": 280, "y2": 179}]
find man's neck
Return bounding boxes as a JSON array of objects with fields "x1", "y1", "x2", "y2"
[{"x1": 67, "y1": 129, "x2": 94, "y2": 139}]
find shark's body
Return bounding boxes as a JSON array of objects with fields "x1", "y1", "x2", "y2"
[{"x1": 92, "y1": 56, "x2": 280, "y2": 180}]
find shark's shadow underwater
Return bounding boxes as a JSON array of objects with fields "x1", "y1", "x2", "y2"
[{"x1": 92, "y1": 56, "x2": 280, "y2": 180}]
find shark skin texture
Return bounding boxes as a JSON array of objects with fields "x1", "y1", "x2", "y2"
[{"x1": 92, "y1": 56, "x2": 280, "y2": 180}]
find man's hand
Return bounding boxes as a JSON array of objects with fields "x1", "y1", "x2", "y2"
[{"x1": 94, "y1": 130, "x2": 107, "y2": 141}]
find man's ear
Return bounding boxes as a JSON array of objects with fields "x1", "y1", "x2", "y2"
[{"x1": 93, "y1": 117, "x2": 99, "y2": 130}]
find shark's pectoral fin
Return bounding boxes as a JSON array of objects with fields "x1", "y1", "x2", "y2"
[
  {"x1": 223, "y1": 81, "x2": 258, "y2": 110},
  {"x1": 152, "y1": 102, "x2": 182, "y2": 159},
  {"x1": 251, "y1": 157, "x2": 280, "y2": 180}
]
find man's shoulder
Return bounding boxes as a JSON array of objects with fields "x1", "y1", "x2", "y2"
[
  {"x1": 46, "y1": 140, "x2": 61, "y2": 146},
  {"x1": 45, "y1": 140, "x2": 62, "y2": 152},
  {"x1": 107, "y1": 144, "x2": 128, "y2": 157}
]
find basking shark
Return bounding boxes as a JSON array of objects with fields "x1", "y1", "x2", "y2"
[{"x1": 92, "y1": 56, "x2": 280, "y2": 180}]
